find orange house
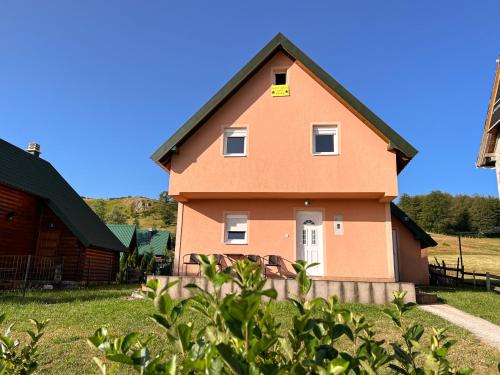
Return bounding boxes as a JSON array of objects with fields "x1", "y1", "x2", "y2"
[{"x1": 152, "y1": 34, "x2": 436, "y2": 285}]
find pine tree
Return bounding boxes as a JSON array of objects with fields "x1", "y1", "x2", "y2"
[{"x1": 418, "y1": 191, "x2": 452, "y2": 233}]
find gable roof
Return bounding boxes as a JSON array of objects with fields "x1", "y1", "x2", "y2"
[
  {"x1": 106, "y1": 224, "x2": 136, "y2": 249},
  {"x1": 477, "y1": 58, "x2": 500, "y2": 168},
  {"x1": 391, "y1": 203, "x2": 437, "y2": 249},
  {"x1": 151, "y1": 33, "x2": 417, "y2": 172},
  {"x1": 0, "y1": 139, "x2": 126, "y2": 253},
  {"x1": 137, "y1": 229, "x2": 171, "y2": 256}
]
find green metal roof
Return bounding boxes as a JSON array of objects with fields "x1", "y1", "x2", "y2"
[
  {"x1": 0, "y1": 138, "x2": 126, "y2": 253},
  {"x1": 391, "y1": 203, "x2": 437, "y2": 249},
  {"x1": 106, "y1": 224, "x2": 136, "y2": 249},
  {"x1": 151, "y1": 33, "x2": 417, "y2": 171},
  {"x1": 136, "y1": 229, "x2": 171, "y2": 256}
]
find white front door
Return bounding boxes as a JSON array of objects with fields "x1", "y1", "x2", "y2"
[{"x1": 296, "y1": 211, "x2": 324, "y2": 276}]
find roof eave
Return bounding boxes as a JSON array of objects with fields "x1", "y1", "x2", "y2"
[
  {"x1": 151, "y1": 33, "x2": 417, "y2": 169},
  {"x1": 391, "y1": 203, "x2": 437, "y2": 249}
]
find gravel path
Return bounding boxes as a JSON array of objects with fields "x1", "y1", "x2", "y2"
[{"x1": 420, "y1": 304, "x2": 500, "y2": 350}]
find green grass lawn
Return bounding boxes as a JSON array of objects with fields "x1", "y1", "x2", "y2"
[
  {"x1": 422, "y1": 286, "x2": 500, "y2": 326},
  {"x1": 0, "y1": 285, "x2": 499, "y2": 374}
]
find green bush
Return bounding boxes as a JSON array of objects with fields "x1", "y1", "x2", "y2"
[
  {"x1": 88, "y1": 257, "x2": 473, "y2": 374},
  {"x1": 0, "y1": 313, "x2": 49, "y2": 374},
  {"x1": 146, "y1": 257, "x2": 156, "y2": 275},
  {"x1": 116, "y1": 253, "x2": 129, "y2": 283}
]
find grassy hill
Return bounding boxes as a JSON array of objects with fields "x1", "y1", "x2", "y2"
[
  {"x1": 84, "y1": 196, "x2": 176, "y2": 232},
  {"x1": 428, "y1": 233, "x2": 500, "y2": 276}
]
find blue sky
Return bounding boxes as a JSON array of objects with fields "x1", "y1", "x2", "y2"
[{"x1": 1, "y1": 1, "x2": 499, "y2": 199}]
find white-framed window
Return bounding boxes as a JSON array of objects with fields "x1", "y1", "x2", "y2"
[
  {"x1": 223, "y1": 128, "x2": 247, "y2": 156},
  {"x1": 224, "y1": 214, "x2": 248, "y2": 244},
  {"x1": 312, "y1": 125, "x2": 338, "y2": 155}
]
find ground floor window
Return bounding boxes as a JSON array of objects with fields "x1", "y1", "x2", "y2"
[{"x1": 224, "y1": 213, "x2": 248, "y2": 244}]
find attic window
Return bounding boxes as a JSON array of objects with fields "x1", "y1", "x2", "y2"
[{"x1": 274, "y1": 72, "x2": 287, "y2": 85}]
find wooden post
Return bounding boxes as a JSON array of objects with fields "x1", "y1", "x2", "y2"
[
  {"x1": 486, "y1": 272, "x2": 491, "y2": 291},
  {"x1": 473, "y1": 271, "x2": 476, "y2": 289},
  {"x1": 22, "y1": 255, "x2": 32, "y2": 297},
  {"x1": 458, "y1": 234, "x2": 464, "y2": 270},
  {"x1": 455, "y1": 257, "x2": 460, "y2": 287}
]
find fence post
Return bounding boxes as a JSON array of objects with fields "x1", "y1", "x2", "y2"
[
  {"x1": 22, "y1": 255, "x2": 32, "y2": 297},
  {"x1": 486, "y1": 272, "x2": 491, "y2": 291},
  {"x1": 87, "y1": 257, "x2": 90, "y2": 286},
  {"x1": 455, "y1": 257, "x2": 460, "y2": 287},
  {"x1": 473, "y1": 271, "x2": 476, "y2": 289}
]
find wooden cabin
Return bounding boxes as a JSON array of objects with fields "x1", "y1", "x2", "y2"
[
  {"x1": 0, "y1": 139, "x2": 126, "y2": 287},
  {"x1": 106, "y1": 224, "x2": 137, "y2": 253}
]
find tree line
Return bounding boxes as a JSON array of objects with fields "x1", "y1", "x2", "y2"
[{"x1": 398, "y1": 191, "x2": 500, "y2": 235}]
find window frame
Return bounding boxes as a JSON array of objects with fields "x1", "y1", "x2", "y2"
[
  {"x1": 312, "y1": 124, "x2": 339, "y2": 156},
  {"x1": 224, "y1": 213, "x2": 249, "y2": 245},
  {"x1": 272, "y1": 67, "x2": 289, "y2": 85},
  {"x1": 223, "y1": 128, "x2": 247, "y2": 157}
]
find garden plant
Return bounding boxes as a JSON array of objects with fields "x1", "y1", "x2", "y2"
[
  {"x1": 88, "y1": 256, "x2": 474, "y2": 374},
  {"x1": 0, "y1": 313, "x2": 48, "y2": 374}
]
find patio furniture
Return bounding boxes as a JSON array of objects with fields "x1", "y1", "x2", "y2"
[
  {"x1": 245, "y1": 254, "x2": 265, "y2": 271},
  {"x1": 264, "y1": 255, "x2": 296, "y2": 279},
  {"x1": 224, "y1": 253, "x2": 246, "y2": 264},
  {"x1": 182, "y1": 253, "x2": 202, "y2": 276},
  {"x1": 212, "y1": 254, "x2": 231, "y2": 272}
]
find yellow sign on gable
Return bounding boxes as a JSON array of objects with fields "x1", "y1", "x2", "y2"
[{"x1": 271, "y1": 84, "x2": 290, "y2": 97}]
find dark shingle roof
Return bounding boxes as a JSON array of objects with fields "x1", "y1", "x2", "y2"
[
  {"x1": 136, "y1": 229, "x2": 170, "y2": 256},
  {"x1": 391, "y1": 203, "x2": 437, "y2": 249},
  {"x1": 106, "y1": 224, "x2": 136, "y2": 249},
  {"x1": 151, "y1": 33, "x2": 417, "y2": 172},
  {"x1": 0, "y1": 139, "x2": 126, "y2": 253}
]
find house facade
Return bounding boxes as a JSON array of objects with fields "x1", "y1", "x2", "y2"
[
  {"x1": 477, "y1": 58, "x2": 500, "y2": 195},
  {"x1": 0, "y1": 139, "x2": 125, "y2": 286},
  {"x1": 152, "y1": 34, "x2": 435, "y2": 284}
]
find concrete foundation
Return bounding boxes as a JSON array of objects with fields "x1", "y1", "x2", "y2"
[{"x1": 145, "y1": 276, "x2": 416, "y2": 304}]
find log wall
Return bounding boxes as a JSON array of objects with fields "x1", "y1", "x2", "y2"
[{"x1": 0, "y1": 183, "x2": 118, "y2": 283}]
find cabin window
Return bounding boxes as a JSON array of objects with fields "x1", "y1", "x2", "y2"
[
  {"x1": 313, "y1": 125, "x2": 338, "y2": 155},
  {"x1": 224, "y1": 214, "x2": 248, "y2": 244},
  {"x1": 223, "y1": 128, "x2": 247, "y2": 156},
  {"x1": 274, "y1": 71, "x2": 287, "y2": 85}
]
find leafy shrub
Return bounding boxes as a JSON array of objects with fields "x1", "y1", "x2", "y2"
[
  {"x1": 140, "y1": 254, "x2": 150, "y2": 272},
  {"x1": 116, "y1": 254, "x2": 128, "y2": 283},
  {"x1": 88, "y1": 257, "x2": 473, "y2": 374},
  {"x1": 0, "y1": 313, "x2": 49, "y2": 374},
  {"x1": 146, "y1": 257, "x2": 156, "y2": 275}
]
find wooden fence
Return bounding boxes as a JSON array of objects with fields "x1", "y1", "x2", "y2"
[{"x1": 429, "y1": 258, "x2": 500, "y2": 291}]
